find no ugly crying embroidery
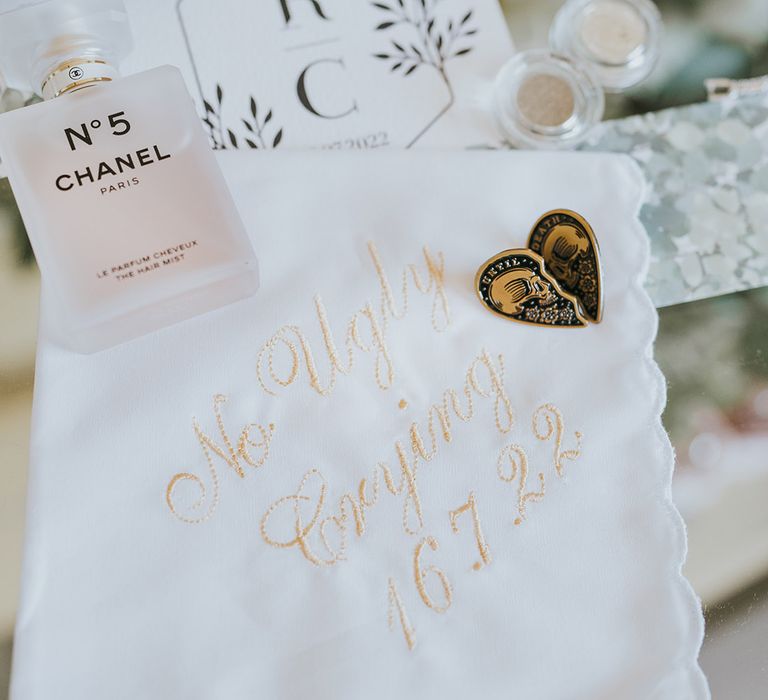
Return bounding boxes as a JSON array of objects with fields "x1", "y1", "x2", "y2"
[{"x1": 476, "y1": 210, "x2": 603, "y2": 327}]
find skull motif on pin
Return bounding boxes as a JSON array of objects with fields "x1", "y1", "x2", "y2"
[
  {"x1": 541, "y1": 224, "x2": 590, "y2": 288},
  {"x1": 475, "y1": 249, "x2": 587, "y2": 327},
  {"x1": 528, "y1": 210, "x2": 603, "y2": 323},
  {"x1": 488, "y1": 268, "x2": 556, "y2": 315}
]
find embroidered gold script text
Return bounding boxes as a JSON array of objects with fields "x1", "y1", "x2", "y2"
[
  {"x1": 259, "y1": 349, "x2": 513, "y2": 565},
  {"x1": 166, "y1": 395, "x2": 274, "y2": 524},
  {"x1": 256, "y1": 243, "x2": 449, "y2": 397}
]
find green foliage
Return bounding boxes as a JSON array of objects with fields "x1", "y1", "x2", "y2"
[
  {"x1": 0, "y1": 177, "x2": 33, "y2": 266},
  {"x1": 656, "y1": 287, "x2": 768, "y2": 446}
]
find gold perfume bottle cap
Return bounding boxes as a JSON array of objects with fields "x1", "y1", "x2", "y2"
[
  {"x1": 41, "y1": 56, "x2": 119, "y2": 100},
  {"x1": 0, "y1": 0, "x2": 131, "y2": 99}
]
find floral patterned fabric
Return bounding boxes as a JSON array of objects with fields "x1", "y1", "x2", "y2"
[{"x1": 582, "y1": 95, "x2": 768, "y2": 308}]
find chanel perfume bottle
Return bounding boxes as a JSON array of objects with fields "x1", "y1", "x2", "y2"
[{"x1": 0, "y1": 0, "x2": 259, "y2": 352}]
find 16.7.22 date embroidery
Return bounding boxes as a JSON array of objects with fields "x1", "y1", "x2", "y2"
[{"x1": 388, "y1": 405, "x2": 582, "y2": 651}]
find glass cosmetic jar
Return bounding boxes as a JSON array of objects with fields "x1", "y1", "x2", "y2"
[
  {"x1": 492, "y1": 50, "x2": 604, "y2": 150},
  {"x1": 550, "y1": 0, "x2": 662, "y2": 92},
  {"x1": 493, "y1": 0, "x2": 662, "y2": 149}
]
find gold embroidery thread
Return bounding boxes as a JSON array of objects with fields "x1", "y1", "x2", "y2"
[
  {"x1": 368, "y1": 242, "x2": 450, "y2": 333},
  {"x1": 532, "y1": 403, "x2": 583, "y2": 477},
  {"x1": 496, "y1": 444, "x2": 545, "y2": 525},
  {"x1": 413, "y1": 536, "x2": 453, "y2": 613},
  {"x1": 387, "y1": 577, "x2": 417, "y2": 651},
  {"x1": 449, "y1": 491, "x2": 492, "y2": 570},
  {"x1": 258, "y1": 350, "x2": 514, "y2": 564},
  {"x1": 166, "y1": 395, "x2": 274, "y2": 524},
  {"x1": 259, "y1": 469, "x2": 346, "y2": 567},
  {"x1": 256, "y1": 243, "x2": 450, "y2": 398},
  {"x1": 256, "y1": 298, "x2": 393, "y2": 398}
]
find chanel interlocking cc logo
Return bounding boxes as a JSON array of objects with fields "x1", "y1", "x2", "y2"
[{"x1": 68, "y1": 66, "x2": 84, "y2": 81}]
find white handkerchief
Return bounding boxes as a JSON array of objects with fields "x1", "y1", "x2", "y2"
[{"x1": 12, "y1": 151, "x2": 708, "y2": 699}]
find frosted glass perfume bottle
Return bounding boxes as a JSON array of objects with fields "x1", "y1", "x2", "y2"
[{"x1": 0, "y1": 0, "x2": 258, "y2": 353}]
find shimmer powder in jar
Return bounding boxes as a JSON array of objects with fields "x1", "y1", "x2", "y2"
[
  {"x1": 493, "y1": 50, "x2": 604, "y2": 149},
  {"x1": 550, "y1": 0, "x2": 662, "y2": 92}
]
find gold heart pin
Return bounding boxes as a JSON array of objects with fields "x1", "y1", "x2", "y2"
[
  {"x1": 527, "y1": 210, "x2": 603, "y2": 323},
  {"x1": 475, "y1": 249, "x2": 587, "y2": 327}
]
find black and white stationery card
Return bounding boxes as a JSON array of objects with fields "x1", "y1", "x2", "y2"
[{"x1": 122, "y1": 0, "x2": 514, "y2": 149}]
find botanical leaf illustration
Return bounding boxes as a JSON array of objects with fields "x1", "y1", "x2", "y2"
[
  {"x1": 370, "y1": 0, "x2": 479, "y2": 147},
  {"x1": 201, "y1": 84, "x2": 285, "y2": 150}
]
